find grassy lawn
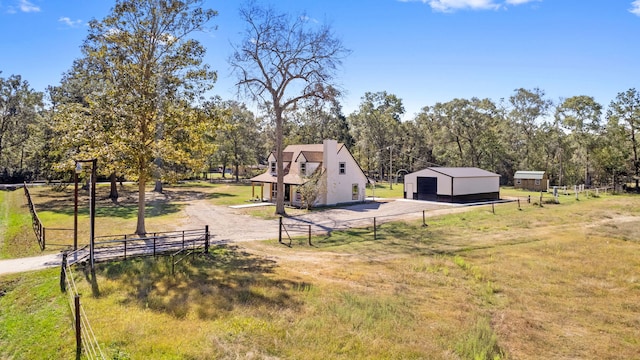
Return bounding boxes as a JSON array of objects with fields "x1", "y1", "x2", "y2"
[
  {"x1": 2, "y1": 190, "x2": 638, "y2": 359},
  {"x1": 0, "y1": 189, "x2": 41, "y2": 259},
  {"x1": 0, "y1": 268, "x2": 76, "y2": 359},
  {"x1": 366, "y1": 181, "x2": 404, "y2": 199}
]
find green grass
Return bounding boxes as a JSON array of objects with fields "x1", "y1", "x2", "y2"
[
  {"x1": 366, "y1": 182, "x2": 404, "y2": 199},
  {"x1": 0, "y1": 189, "x2": 41, "y2": 259},
  {"x1": 3, "y1": 187, "x2": 640, "y2": 359},
  {"x1": 0, "y1": 268, "x2": 76, "y2": 359}
]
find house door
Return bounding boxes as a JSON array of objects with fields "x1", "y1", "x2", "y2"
[{"x1": 416, "y1": 177, "x2": 437, "y2": 201}]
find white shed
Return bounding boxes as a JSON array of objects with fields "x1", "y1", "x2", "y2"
[{"x1": 404, "y1": 167, "x2": 500, "y2": 203}]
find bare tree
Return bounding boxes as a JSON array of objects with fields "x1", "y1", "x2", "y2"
[{"x1": 230, "y1": 2, "x2": 349, "y2": 215}]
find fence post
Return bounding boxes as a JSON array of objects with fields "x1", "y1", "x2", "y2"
[
  {"x1": 422, "y1": 210, "x2": 428, "y2": 227},
  {"x1": 517, "y1": 198, "x2": 521, "y2": 210},
  {"x1": 74, "y1": 295, "x2": 81, "y2": 357},
  {"x1": 153, "y1": 233, "x2": 157, "y2": 257},
  {"x1": 492, "y1": 203, "x2": 495, "y2": 214},
  {"x1": 182, "y1": 230, "x2": 185, "y2": 250},
  {"x1": 539, "y1": 192, "x2": 543, "y2": 207},
  {"x1": 124, "y1": 240, "x2": 127, "y2": 260},
  {"x1": 374, "y1": 217, "x2": 377, "y2": 240},
  {"x1": 42, "y1": 225, "x2": 45, "y2": 250},
  {"x1": 205, "y1": 225, "x2": 210, "y2": 254},
  {"x1": 308, "y1": 225, "x2": 312, "y2": 246},
  {"x1": 527, "y1": 195, "x2": 531, "y2": 204},
  {"x1": 60, "y1": 252, "x2": 67, "y2": 292},
  {"x1": 278, "y1": 217, "x2": 283, "y2": 244}
]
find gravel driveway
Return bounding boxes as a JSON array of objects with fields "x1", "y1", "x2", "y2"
[{"x1": 0, "y1": 198, "x2": 472, "y2": 275}]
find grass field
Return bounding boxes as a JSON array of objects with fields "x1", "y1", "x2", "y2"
[
  {"x1": 0, "y1": 189, "x2": 41, "y2": 259},
  {"x1": 2, "y1": 185, "x2": 639, "y2": 359}
]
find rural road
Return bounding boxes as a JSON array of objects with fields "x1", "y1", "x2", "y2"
[{"x1": 0, "y1": 198, "x2": 475, "y2": 276}]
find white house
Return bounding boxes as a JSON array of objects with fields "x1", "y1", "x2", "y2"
[
  {"x1": 404, "y1": 167, "x2": 500, "y2": 203},
  {"x1": 250, "y1": 139, "x2": 367, "y2": 207}
]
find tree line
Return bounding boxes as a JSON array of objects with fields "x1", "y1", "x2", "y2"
[{"x1": 1, "y1": 0, "x2": 638, "y2": 233}]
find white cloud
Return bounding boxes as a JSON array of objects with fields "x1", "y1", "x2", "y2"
[
  {"x1": 429, "y1": 0, "x2": 499, "y2": 12},
  {"x1": 630, "y1": 0, "x2": 640, "y2": 16},
  {"x1": 18, "y1": 0, "x2": 40, "y2": 13},
  {"x1": 58, "y1": 17, "x2": 84, "y2": 28},
  {"x1": 401, "y1": 0, "x2": 541, "y2": 12},
  {"x1": 505, "y1": 0, "x2": 539, "y2": 4}
]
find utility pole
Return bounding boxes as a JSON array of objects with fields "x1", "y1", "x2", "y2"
[{"x1": 388, "y1": 145, "x2": 393, "y2": 190}]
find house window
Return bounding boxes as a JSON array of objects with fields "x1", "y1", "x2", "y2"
[
  {"x1": 352, "y1": 183, "x2": 359, "y2": 200},
  {"x1": 535, "y1": 179, "x2": 540, "y2": 186},
  {"x1": 515, "y1": 179, "x2": 521, "y2": 185},
  {"x1": 300, "y1": 162, "x2": 306, "y2": 176},
  {"x1": 271, "y1": 183, "x2": 278, "y2": 199},
  {"x1": 270, "y1": 161, "x2": 276, "y2": 174},
  {"x1": 339, "y1": 162, "x2": 346, "y2": 175}
]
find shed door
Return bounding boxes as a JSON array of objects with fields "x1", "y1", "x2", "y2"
[{"x1": 417, "y1": 177, "x2": 437, "y2": 201}]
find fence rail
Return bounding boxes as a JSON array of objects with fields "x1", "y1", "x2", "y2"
[
  {"x1": 23, "y1": 182, "x2": 45, "y2": 250},
  {"x1": 59, "y1": 226, "x2": 212, "y2": 358}
]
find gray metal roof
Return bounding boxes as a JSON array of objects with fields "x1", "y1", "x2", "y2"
[
  {"x1": 422, "y1": 167, "x2": 500, "y2": 178},
  {"x1": 514, "y1": 171, "x2": 545, "y2": 180}
]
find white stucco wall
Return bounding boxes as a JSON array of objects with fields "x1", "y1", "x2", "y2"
[{"x1": 324, "y1": 141, "x2": 367, "y2": 205}]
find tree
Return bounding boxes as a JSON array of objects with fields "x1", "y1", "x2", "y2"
[
  {"x1": 348, "y1": 91, "x2": 404, "y2": 181},
  {"x1": 61, "y1": 0, "x2": 218, "y2": 234},
  {"x1": 0, "y1": 73, "x2": 44, "y2": 180},
  {"x1": 507, "y1": 88, "x2": 553, "y2": 170},
  {"x1": 213, "y1": 100, "x2": 261, "y2": 182},
  {"x1": 230, "y1": 2, "x2": 349, "y2": 215},
  {"x1": 606, "y1": 88, "x2": 640, "y2": 190},
  {"x1": 556, "y1": 96, "x2": 603, "y2": 186},
  {"x1": 290, "y1": 86, "x2": 354, "y2": 147},
  {"x1": 297, "y1": 167, "x2": 326, "y2": 210}
]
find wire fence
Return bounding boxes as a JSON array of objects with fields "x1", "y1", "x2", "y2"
[
  {"x1": 61, "y1": 252, "x2": 105, "y2": 359},
  {"x1": 278, "y1": 186, "x2": 615, "y2": 245}
]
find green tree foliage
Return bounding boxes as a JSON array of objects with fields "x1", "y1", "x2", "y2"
[
  {"x1": 414, "y1": 98, "x2": 505, "y2": 172},
  {"x1": 348, "y1": 91, "x2": 404, "y2": 179},
  {"x1": 0, "y1": 73, "x2": 44, "y2": 182},
  {"x1": 506, "y1": 88, "x2": 553, "y2": 171},
  {"x1": 230, "y1": 2, "x2": 349, "y2": 215},
  {"x1": 606, "y1": 88, "x2": 640, "y2": 189},
  {"x1": 290, "y1": 86, "x2": 354, "y2": 147},
  {"x1": 53, "y1": 0, "x2": 218, "y2": 234},
  {"x1": 211, "y1": 100, "x2": 262, "y2": 182},
  {"x1": 556, "y1": 96, "x2": 603, "y2": 185}
]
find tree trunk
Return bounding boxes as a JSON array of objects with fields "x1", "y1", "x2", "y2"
[
  {"x1": 275, "y1": 105, "x2": 286, "y2": 215},
  {"x1": 109, "y1": 172, "x2": 118, "y2": 201},
  {"x1": 154, "y1": 180, "x2": 163, "y2": 193},
  {"x1": 235, "y1": 163, "x2": 239, "y2": 183},
  {"x1": 136, "y1": 180, "x2": 146, "y2": 235}
]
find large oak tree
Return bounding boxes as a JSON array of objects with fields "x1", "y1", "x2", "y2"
[
  {"x1": 59, "y1": 0, "x2": 218, "y2": 234},
  {"x1": 230, "y1": 2, "x2": 349, "y2": 215}
]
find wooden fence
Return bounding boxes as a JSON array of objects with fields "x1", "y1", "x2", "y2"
[{"x1": 23, "y1": 182, "x2": 46, "y2": 250}]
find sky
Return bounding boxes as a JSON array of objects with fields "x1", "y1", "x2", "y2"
[{"x1": 1, "y1": 0, "x2": 639, "y2": 120}]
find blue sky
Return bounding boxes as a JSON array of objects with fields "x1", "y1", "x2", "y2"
[{"x1": 1, "y1": 0, "x2": 639, "y2": 119}]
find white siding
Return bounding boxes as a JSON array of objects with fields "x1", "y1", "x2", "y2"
[
  {"x1": 453, "y1": 177, "x2": 499, "y2": 195},
  {"x1": 324, "y1": 143, "x2": 367, "y2": 205}
]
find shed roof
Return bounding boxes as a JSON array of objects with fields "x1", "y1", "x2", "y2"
[
  {"x1": 426, "y1": 167, "x2": 500, "y2": 178},
  {"x1": 514, "y1": 171, "x2": 545, "y2": 180}
]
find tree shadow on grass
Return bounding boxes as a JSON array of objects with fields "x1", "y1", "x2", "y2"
[
  {"x1": 34, "y1": 198, "x2": 183, "y2": 219},
  {"x1": 95, "y1": 244, "x2": 308, "y2": 320}
]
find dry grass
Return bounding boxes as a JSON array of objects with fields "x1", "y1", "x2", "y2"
[{"x1": 4, "y1": 186, "x2": 640, "y2": 359}]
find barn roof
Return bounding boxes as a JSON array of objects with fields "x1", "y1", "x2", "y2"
[
  {"x1": 427, "y1": 167, "x2": 500, "y2": 178},
  {"x1": 514, "y1": 171, "x2": 545, "y2": 180}
]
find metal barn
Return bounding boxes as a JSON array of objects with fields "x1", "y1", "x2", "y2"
[{"x1": 404, "y1": 167, "x2": 500, "y2": 203}]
